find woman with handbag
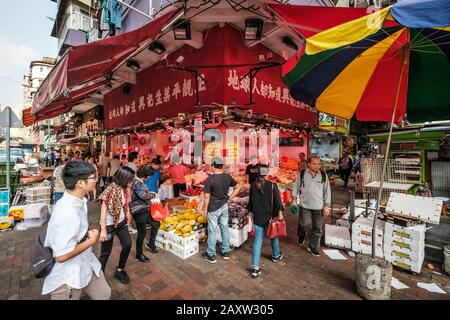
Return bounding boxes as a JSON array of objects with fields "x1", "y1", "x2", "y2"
[
  {"x1": 247, "y1": 165, "x2": 284, "y2": 278},
  {"x1": 130, "y1": 166, "x2": 160, "y2": 262},
  {"x1": 98, "y1": 166, "x2": 135, "y2": 284}
]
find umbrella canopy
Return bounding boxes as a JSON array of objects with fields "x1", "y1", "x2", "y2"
[{"x1": 282, "y1": 0, "x2": 450, "y2": 123}]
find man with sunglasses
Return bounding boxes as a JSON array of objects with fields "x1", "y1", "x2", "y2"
[{"x1": 42, "y1": 160, "x2": 111, "y2": 300}]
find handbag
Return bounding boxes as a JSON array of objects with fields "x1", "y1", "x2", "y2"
[
  {"x1": 248, "y1": 214, "x2": 256, "y2": 237},
  {"x1": 150, "y1": 202, "x2": 170, "y2": 221},
  {"x1": 265, "y1": 182, "x2": 287, "y2": 238}
]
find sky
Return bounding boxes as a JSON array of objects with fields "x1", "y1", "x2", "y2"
[{"x1": 0, "y1": 0, "x2": 58, "y2": 109}]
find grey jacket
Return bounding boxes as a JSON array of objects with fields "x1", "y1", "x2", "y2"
[{"x1": 292, "y1": 169, "x2": 331, "y2": 210}]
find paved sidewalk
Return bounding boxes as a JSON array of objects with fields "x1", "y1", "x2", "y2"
[{"x1": 1, "y1": 188, "x2": 449, "y2": 300}]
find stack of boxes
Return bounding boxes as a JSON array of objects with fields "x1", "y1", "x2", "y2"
[
  {"x1": 26, "y1": 186, "x2": 51, "y2": 205},
  {"x1": 155, "y1": 229, "x2": 199, "y2": 259},
  {"x1": 351, "y1": 216, "x2": 385, "y2": 258},
  {"x1": 384, "y1": 223, "x2": 426, "y2": 273},
  {"x1": 216, "y1": 202, "x2": 249, "y2": 248}
]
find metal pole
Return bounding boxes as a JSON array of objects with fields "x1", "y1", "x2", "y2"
[
  {"x1": 371, "y1": 44, "x2": 408, "y2": 258},
  {"x1": 5, "y1": 107, "x2": 11, "y2": 190}
]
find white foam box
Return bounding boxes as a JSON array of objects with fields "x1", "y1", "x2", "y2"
[
  {"x1": 158, "y1": 229, "x2": 198, "y2": 248},
  {"x1": 352, "y1": 241, "x2": 384, "y2": 258},
  {"x1": 352, "y1": 216, "x2": 385, "y2": 234},
  {"x1": 325, "y1": 224, "x2": 351, "y2": 249},
  {"x1": 23, "y1": 203, "x2": 48, "y2": 228},
  {"x1": 352, "y1": 230, "x2": 384, "y2": 245},
  {"x1": 217, "y1": 226, "x2": 248, "y2": 248},
  {"x1": 383, "y1": 238, "x2": 424, "y2": 253},
  {"x1": 25, "y1": 186, "x2": 51, "y2": 197},
  {"x1": 384, "y1": 245, "x2": 424, "y2": 262},
  {"x1": 385, "y1": 251, "x2": 425, "y2": 273},
  {"x1": 384, "y1": 223, "x2": 426, "y2": 242}
]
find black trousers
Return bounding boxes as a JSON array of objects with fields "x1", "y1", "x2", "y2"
[
  {"x1": 340, "y1": 169, "x2": 352, "y2": 186},
  {"x1": 99, "y1": 220, "x2": 132, "y2": 271},
  {"x1": 298, "y1": 207, "x2": 323, "y2": 251},
  {"x1": 146, "y1": 215, "x2": 161, "y2": 249},
  {"x1": 133, "y1": 210, "x2": 148, "y2": 257},
  {"x1": 173, "y1": 183, "x2": 186, "y2": 197}
]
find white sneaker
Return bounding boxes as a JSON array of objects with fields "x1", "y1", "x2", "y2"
[{"x1": 127, "y1": 224, "x2": 137, "y2": 234}]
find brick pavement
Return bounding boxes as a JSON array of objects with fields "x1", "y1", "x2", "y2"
[{"x1": 1, "y1": 186, "x2": 449, "y2": 300}]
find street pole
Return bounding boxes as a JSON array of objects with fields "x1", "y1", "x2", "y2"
[{"x1": 5, "y1": 107, "x2": 11, "y2": 190}]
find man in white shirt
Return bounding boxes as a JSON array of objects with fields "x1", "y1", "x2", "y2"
[{"x1": 42, "y1": 160, "x2": 111, "y2": 300}]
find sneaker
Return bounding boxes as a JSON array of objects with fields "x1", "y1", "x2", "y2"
[
  {"x1": 307, "y1": 246, "x2": 320, "y2": 257},
  {"x1": 271, "y1": 252, "x2": 284, "y2": 263},
  {"x1": 127, "y1": 225, "x2": 137, "y2": 234},
  {"x1": 222, "y1": 251, "x2": 231, "y2": 260},
  {"x1": 298, "y1": 236, "x2": 306, "y2": 246},
  {"x1": 251, "y1": 269, "x2": 261, "y2": 278},
  {"x1": 114, "y1": 269, "x2": 130, "y2": 284},
  {"x1": 145, "y1": 243, "x2": 159, "y2": 253},
  {"x1": 136, "y1": 254, "x2": 150, "y2": 263},
  {"x1": 201, "y1": 252, "x2": 217, "y2": 264}
]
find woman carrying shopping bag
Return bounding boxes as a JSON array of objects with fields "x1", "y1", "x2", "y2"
[
  {"x1": 98, "y1": 166, "x2": 135, "y2": 284},
  {"x1": 247, "y1": 165, "x2": 284, "y2": 278},
  {"x1": 130, "y1": 166, "x2": 160, "y2": 262}
]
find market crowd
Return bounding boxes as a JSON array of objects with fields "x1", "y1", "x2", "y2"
[{"x1": 42, "y1": 151, "x2": 332, "y2": 299}]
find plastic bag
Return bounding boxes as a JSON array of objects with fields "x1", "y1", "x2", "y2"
[{"x1": 150, "y1": 202, "x2": 170, "y2": 221}]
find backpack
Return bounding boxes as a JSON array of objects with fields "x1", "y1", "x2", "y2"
[
  {"x1": 31, "y1": 227, "x2": 55, "y2": 279},
  {"x1": 299, "y1": 169, "x2": 326, "y2": 188}
]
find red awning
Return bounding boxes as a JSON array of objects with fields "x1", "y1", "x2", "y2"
[
  {"x1": 269, "y1": 4, "x2": 398, "y2": 38},
  {"x1": 32, "y1": 8, "x2": 180, "y2": 120}
]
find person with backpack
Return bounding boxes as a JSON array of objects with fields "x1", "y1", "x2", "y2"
[
  {"x1": 98, "y1": 166, "x2": 135, "y2": 284},
  {"x1": 291, "y1": 155, "x2": 331, "y2": 257},
  {"x1": 40, "y1": 160, "x2": 111, "y2": 300},
  {"x1": 247, "y1": 165, "x2": 284, "y2": 278}
]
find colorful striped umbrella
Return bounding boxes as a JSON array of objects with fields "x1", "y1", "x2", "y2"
[{"x1": 282, "y1": 0, "x2": 450, "y2": 124}]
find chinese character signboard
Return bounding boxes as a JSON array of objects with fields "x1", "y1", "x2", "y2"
[{"x1": 104, "y1": 25, "x2": 317, "y2": 129}]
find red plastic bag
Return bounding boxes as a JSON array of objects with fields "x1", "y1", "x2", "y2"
[
  {"x1": 248, "y1": 214, "x2": 256, "y2": 237},
  {"x1": 150, "y1": 202, "x2": 170, "y2": 221},
  {"x1": 266, "y1": 218, "x2": 287, "y2": 238}
]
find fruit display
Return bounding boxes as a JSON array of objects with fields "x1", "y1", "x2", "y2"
[
  {"x1": 181, "y1": 187, "x2": 202, "y2": 197},
  {"x1": 185, "y1": 171, "x2": 208, "y2": 185},
  {"x1": 160, "y1": 210, "x2": 207, "y2": 236},
  {"x1": 0, "y1": 217, "x2": 14, "y2": 231},
  {"x1": 9, "y1": 207, "x2": 25, "y2": 221},
  {"x1": 280, "y1": 158, "x2": 299, "y2": 170}
]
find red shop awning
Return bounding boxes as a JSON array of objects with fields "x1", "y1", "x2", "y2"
[
  {"x1": 269, "y1": 4, "x2": 398, "y2": 38},
  {"x1": 22, "y1": 108, "x2": 34, "y2": 127},
  {"x1": 32, "y1": 8, "x2": 180, "y2": 120}
]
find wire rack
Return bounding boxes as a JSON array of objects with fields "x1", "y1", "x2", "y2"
[{"x1": 360, "y1": 158, "x2": 420, "y2": 205}]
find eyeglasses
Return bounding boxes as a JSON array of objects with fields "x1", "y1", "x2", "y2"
[{"x1": 85, "y1": 175, "x2": 98, "y2": 181}]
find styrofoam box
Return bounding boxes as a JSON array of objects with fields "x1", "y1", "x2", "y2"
[
  {"x1": 23, "y1": 204, "x2": 48, "y2": 228},
  {"x1": 26, "y1": 199, "x2": 51, "y2": 205},
  {"x1": 384, "y1": 232, "x2": 423, "y2": 246},
  {"x1": 325, "y1": 224, "x2": 351, "y2": 249},
  {"x1": 26, "y1": 186, "x2": 51, "y2": 197},
  {"x1": 384, "y1": 245, "x2": 424, "y2": 263},
  {"x1": 217, "y1": 226, "x2": 248, "y2": 248},
  {"x1": 383, "y1": 244, "x2": 425, "y2": 257},
  {"x1": 352, "y1": 242, "x2": 384, "y2": 258},
  {"x1": 352, "y1": 233, "x2": 383, "y2": 247},
  {"x1": 384, "y1": 238, "x2": 424, "y2": 253},
  {"x1": 353, "y1": 216, "x2": 385, "y2": 232},
  {"x1": 158, "y1": 229, "x2": 198, "y2": 248},
  {"x1": 26, "y1": 193, "x2": 51, "y2": 202},
  {"x1": 352, "y1": 229, "x2": 384, "y2": 241},
  {"x1": 384, "y1": 223, "x2": 426, "y2": 241},
  {"x1": 385, "y1": 252, "x2": 425, "y2": 273}
]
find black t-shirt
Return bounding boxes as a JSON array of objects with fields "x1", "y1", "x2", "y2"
[
  {"x1": 245, "y1": 164, "x2": 260, "y2": 185},
  {"x1": 204, "y1": 173, "x2": 237, "y2": 212}
]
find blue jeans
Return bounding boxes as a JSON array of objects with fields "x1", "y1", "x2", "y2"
[
  {"x1": 54, "y1": 192, "x2": 64, "y2": 203},
  {"x1": 251, "y1": 224, "x2": 280, "y2": 270},
  {"x1": 207, "y1": 204, "x2": 231, "y2": 257}
]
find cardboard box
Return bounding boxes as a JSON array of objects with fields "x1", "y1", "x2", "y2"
[
  {"x1": 166, "y1": 241, "x2": 199, "y2": 260},
  {"x1": 158, "y1": 229, "x2": 198, "y2": 248}
]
